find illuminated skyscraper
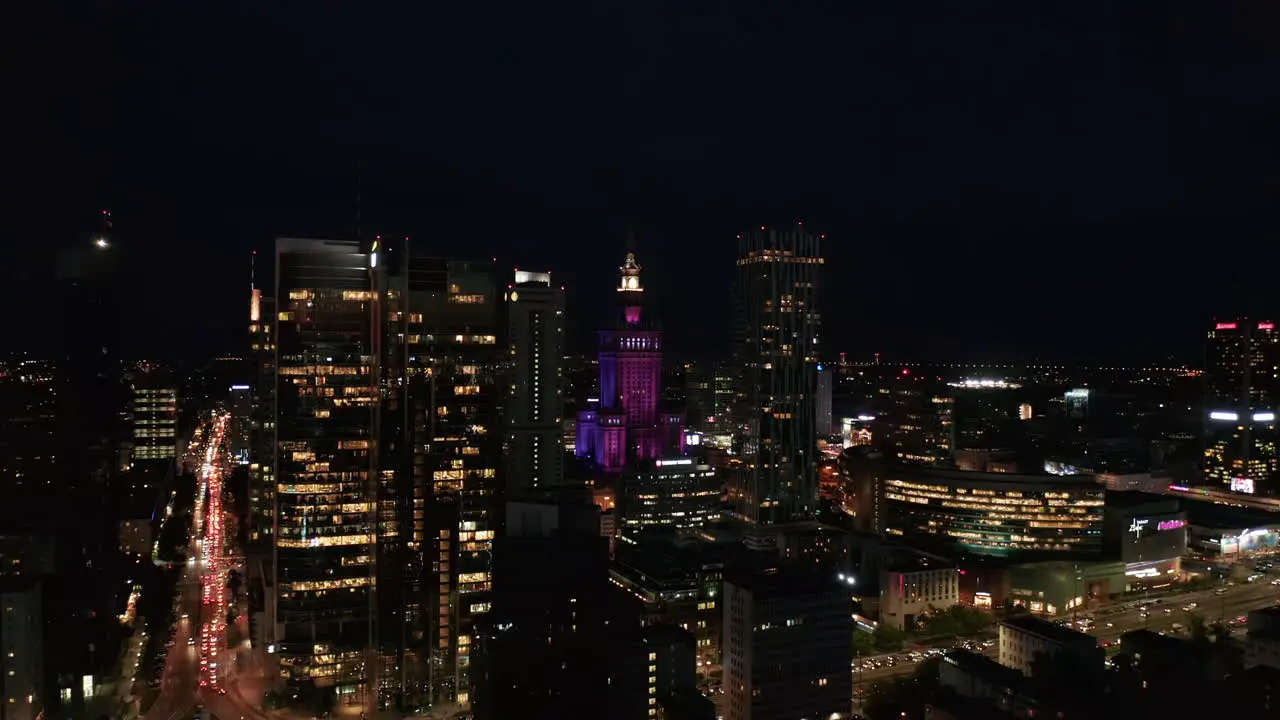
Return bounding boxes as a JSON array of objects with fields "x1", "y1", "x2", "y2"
[
  {"x1": 728, "y1": 225, "x2": 823, "y2": 541},
  {"x1": 129, "y1": 368, "x2": 177, "y2": 464},
  {"x1": 505, "y1": 270, "x2": 566, "y2": 490},
  {"x1": 1204, "y1": 318, "x2": 1280, "y2": 495},
  {"x1": 270, "y1": 237, "x2": 503, "y2": 710},
  {"x1": 272, "y1": 238, "x2": 379, "y2": 701},
  {"x1": 370, "y1": 240, "x2": 502, "y2": 709},
  {"x1": 576, "y1": 252, "x2": 685, "y2": 472}
]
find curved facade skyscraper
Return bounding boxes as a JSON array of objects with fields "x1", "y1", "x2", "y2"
[{"x1": 729, "y1": 225, "x2": 823, "y2": 536}]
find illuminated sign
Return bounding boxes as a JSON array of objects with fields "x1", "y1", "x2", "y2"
[
  {"x1": 1064, "y1": 389, "x2": 1090, "y2": 399},
  {"x1": 229, "y1": 384, "x2": 250, "y2": 391},
  {"x1": 1216, "y1": 322, "x2": 1238, "y2": 330},
  {"x1": 1231, "y1": 478, "x2": 1256, "y2": 494},
  {"x1": 1128, "y1": 519, "x2": 1149, "y2": 539},
  {"x1": 1261, "y1": 323, "x2": 1276, "y2": 330},
  {"x1": 1210, "y1": 411, "x2": 1239, "y2": 422},
  {"x1": 1254, "y1": 412, "x2": 1276, "y2": 423},
  {"x1": 1157, "y1": 520, "x2": 1184, "y2": 531},
  {"x1": 655, "y1": 458, "x2": 693, "y2": 467}
]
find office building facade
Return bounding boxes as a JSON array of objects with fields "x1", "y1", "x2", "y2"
[
  {"x1": 619, "y1": 457, "x2": 719, "y2": 532},
  {"x1": 879, "y1": 464, "x2": 1105, "y2": 560},
  {"x1": 130, "y1": 370, "x2": 178, "y2": 464},
  {"x1": 249, "y1": 254, "x2": 277, "y2": 546},
  {"x1": 997, "y1": 615, "x2": 1101, "y2": 677},
  {"x1": 505, "y1": 270, "x2": 565, "y2": 491},
  {"x1": 1205, "y1": 319, "x2": 1280, "y2": 495},
  {"x1": 272, "y1": 238, "x2": 380, "y2": 700},
  {"x1": 723, "y1": 567, "x2": 851, "y2": 720},
  {"x1": 878, "y1": 374, "x2": 954, "y2": 465},
  {"x1": 729, "y1": 226, "x2": 823, "y2": 536},
  {"x1": 380, "y1": 248, "x2": 502, "y2": 707},
  {"x1": 880, "y1": 564, "x2": 960, "y2": 631},
  {"x1": 816, "y1": 364, "x2": 833, "y2": 437}
]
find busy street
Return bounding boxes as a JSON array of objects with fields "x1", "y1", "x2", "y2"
[{"x1": 853, "y1": 575, "x2": 1280, "y2": 684}]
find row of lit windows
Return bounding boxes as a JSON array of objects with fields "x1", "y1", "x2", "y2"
[{"x1": 277, "y1": 533, "x2": 375, "y2": 548}]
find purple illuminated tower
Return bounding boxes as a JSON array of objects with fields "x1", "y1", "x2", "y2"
[{"x1": 576, "y1": 252, "x2": 685, "y2": 472}]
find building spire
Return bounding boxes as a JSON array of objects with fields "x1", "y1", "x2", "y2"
[{"x1": 618, "y1": 250, "x2": 643, "y2": 293}]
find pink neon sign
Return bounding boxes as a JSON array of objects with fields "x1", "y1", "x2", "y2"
[
  {"x1": 1157, "y1": 520, "x2": 1184, "y2": 531},
  {"x1": 1216, "y1": 323, "x2": 1238, "y2": 330},
  {"x1": 1260, "y1": 323, "x2": 1276, "y2": 330}
]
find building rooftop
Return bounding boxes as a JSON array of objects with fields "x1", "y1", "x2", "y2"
[
  {"x1": 1104, "y1": 491, "x2": 1180, "y2": 514},
  {"x1": 889, "y1": 463, "x2": 1099, "y2": 488},
  {"x1": 926, "y1": 691, "x2": 1019, "y2": 720},
  {"x1": 942, "y1": 648, "x2": 1024, "y2": 689},
  {"x1": 1001, "y1": 615, "x2": 1097, "y2": 647},
  {"x1": 882, "y1": 548, "x2": 957, "y2": 574},
  {"x1": 724, "y1": 565, "x2": 844, "y2": 598}
]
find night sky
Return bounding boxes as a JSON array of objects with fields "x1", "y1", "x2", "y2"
[{"x1": 10, "y1": 2, "x2": 1280, "y2": 364}]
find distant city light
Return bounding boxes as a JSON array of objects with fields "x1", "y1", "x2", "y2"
[
  {"x1": 949, "y1": 378, "x2": 1021, "y2": 389},
  {"x1": 1209, "y1": 411, "x2": 1239, "y2": 422},
  {"x1": 94, "y1": 236, "x2": 110, "y2": 249}
]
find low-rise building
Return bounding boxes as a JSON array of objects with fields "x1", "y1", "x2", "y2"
[
  {"x1": 1243, "y1": 606, "x2": 1280, "y2": 670},
  {"x1": 1004, "y1": 560, "x2": 1125, "y2": 616},
  {"x1": 879, "y1": 558, "x2": 959, "y2": 631},
  {"x1": 1123, "y1": 629, "x2": 1242, "y2": 685},
  {"x1": 997, "y1": 615, "x2": 1101, "y2": 676}
]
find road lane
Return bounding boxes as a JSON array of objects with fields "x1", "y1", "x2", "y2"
[{"x1": 141, "y1": 414, "x2": 229, "y2": 720}]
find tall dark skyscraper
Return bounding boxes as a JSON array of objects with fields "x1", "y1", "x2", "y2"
[
  {"x1": 1204, "y1": 318, "x2": 1280, "y2": 495},
  {"x1": 729, "y1": 226, "x2": 823, "y2": 543},
  {"x1": 45, "y1": 210, "x2": 126, "y2": 714},
  {"x1": 504, "y1": 270, "x2": 566, "y2": 490},
  {"x1": 268, "y1": 237, "x2": 502, "y2": 712},
  {"x1": 248, "y1": 251, "x2": 277, "y2": 547},
  {"x1": 378, "y1": 245, "x2": 502, "y2": 708}
]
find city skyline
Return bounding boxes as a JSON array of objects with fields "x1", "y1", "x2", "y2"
[{"x1": 11, "y1": 4, "x2": 1280, "y2": 720}]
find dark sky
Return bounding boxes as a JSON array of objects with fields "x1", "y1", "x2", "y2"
[{"x1": 9, "y1": 2, "x2": 1280, "y2": 364}]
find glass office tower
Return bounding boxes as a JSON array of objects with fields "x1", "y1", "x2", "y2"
[{"x1": 273, "y1": 238, "x2": 379, "y2": 700}]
